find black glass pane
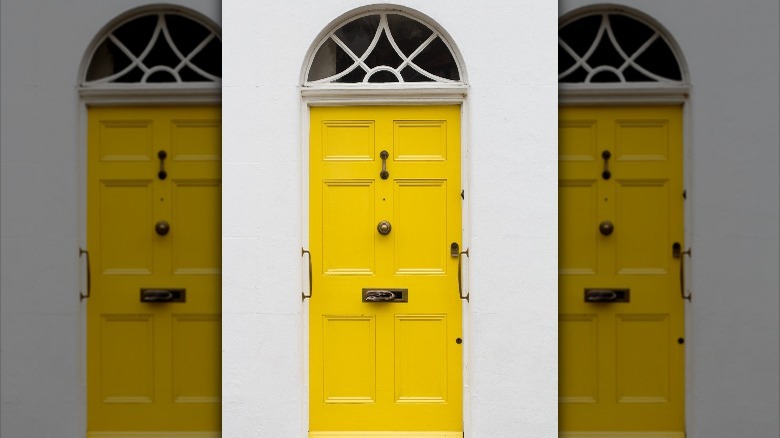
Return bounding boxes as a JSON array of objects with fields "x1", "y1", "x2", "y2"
[
  {"x1": 146, "y1": 70, "x2": 178, "y2": 83},
  {"x1": 364, "y1": 32, "x2": 403, "y2": 69},
  {"x1": 367, "y1": 70, "x2": 400, "y2": 83},
  {"x1": 387, "y1": 14, "x2": 433, "y2": 57},
  {"x1": 179, "y1": 65, "x2": 209, "y2": 82},
  {"x1": 623, "y1": 65, "x2": 653, "y2": 82},
  {"x1": 559, "y1": 14, "x2": 601, "y2": 57},
  {"x1": 114, "y1": 66, "x2": 144, "y2": 83},
  {"x1": 334, "y1": 66, "x2": 367, "y2": 83},
  {"x1": 309, "y1": 38, "x2": 340, "y2": 81},
  {"x1": 166, "y1": 14, "x2": 211, "y2": 55},
  {"x1": 559, "y1": 45, "x2": 576, "y2": 74},
  {"x1": 86, "y1": 39, "x2": 132, "y2": 81},
  {"x1": 113, "y1": 15, "x2": 157, "y2": 57},
  {"x1": 144, "y1": 34, "x2": 181, "y2": 68},
  {"x1": 335, "y1": 15, "x2": 380, "y2": 57},
  {"x1": 587, "y1": 34, "x2": 624, "y2": 69},
  {"x1": 412, "y1": 37, "x2": 459, "y2": 80},
  {"x1": 191, "y1": 38, "x2": 222, "y2": 77},
  {"x1": 591, "y1": 70, "x2": 622, "y2": 83},
  {"x1": 559, "y1": 66, "x2": 588, "y2": 83},
  {"x1": 635, "y1": 38, "x2": 682, "y2": 80},
  {"x1": 609, "y1": 14, "x2": 655, "y2": 55},
  {"x1": 400, "y1": 65, "x2": 434, "y2": 82}
]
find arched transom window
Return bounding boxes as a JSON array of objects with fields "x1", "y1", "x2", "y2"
[
  {"x1": 559, "y1": 11, "x2": 684, "y2": 84},
  {"x1": 305, "y1": 11, "x2": 462, "y2": 85},
  {"x1": 83, "y1": 11, "x2": 220, "y2": 86}
]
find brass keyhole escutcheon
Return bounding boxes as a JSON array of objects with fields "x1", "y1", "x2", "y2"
[
  {"x1": 155, "y1": 220, "x2": 170, "y2": 236},
  {"x1": 599, "y1": 220, "x2": 614, "y2": 236},
  {"x1": 377, "y1": 220, "x2": 392, "y2": 235}
]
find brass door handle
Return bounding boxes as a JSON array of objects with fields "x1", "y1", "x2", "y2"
[
  {"x1": 302, "y1": 248, "x2": 312, "y2": 300},
  {"x1": 79, "y1": 247, "x2": 91, "y2": 300},
  {"x1": 456, "y1": 247, "x2": 469, "y2": 301},
  {"x1": 377, "y1": 220, "x2": 391, "y2": 235},
  {"x1": 379, "y1": 150, "x2": 389, "y2": 180}
]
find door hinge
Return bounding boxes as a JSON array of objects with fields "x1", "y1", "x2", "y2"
[
  {"x1": 683, "y1": 189, "x2": 687, "y2": 199},
  {"x1": 460, "y1": 189, "x2": 465, "y2": 200}
]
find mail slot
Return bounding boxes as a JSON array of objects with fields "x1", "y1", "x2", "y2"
[
  {"x1": 584, "y1": 288, "x2": 630, "y2": 303},
  {"x1": 140, "y1": 288, "x2": 186, "y2": 303},
  {"x1": 362, "y1": 288, "x2": 408, "y2": 302}
]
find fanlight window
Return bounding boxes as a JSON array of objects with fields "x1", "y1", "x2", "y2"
[
  {"x1": 559, "y1": 12, "x2": 683, "y2": 84},
  {"x1": 306, "y1": 12, "x2": 461, "y2": 85},
  {"x1": 84, "y1": 12, "x2": 220, "y2": 85}
]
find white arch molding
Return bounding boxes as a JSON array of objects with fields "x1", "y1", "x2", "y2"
[
  {"x1": 300, "y1": 4, "x2": 468, "y2": 103},
  {"x1": 78, "y1": 4, "x2": 221, "y2": 104},
  {"x1": 559, "y1": 4, "x2": 690, "y2": 104}
]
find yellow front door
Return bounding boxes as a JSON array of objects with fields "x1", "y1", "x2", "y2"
[
  {"x1": 87, "y1": 106, "x2": 221, "y2": 437},
  {"x1": 559, "y1": 105, "x2": 685, "y2": 437},
  {"x1": 309, "y1": 106, "x2": 463, "y2": 437}
]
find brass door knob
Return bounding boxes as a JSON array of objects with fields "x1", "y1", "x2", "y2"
[
  {"x1": 599, "y1": 220, "x2": 614, "y2": 236},
  {"x1": 155, "y1": 220, "x2": 170, "y2": 236},
  {"x1": 377, "y1": 220, "x2": 392, "y2": 235}
]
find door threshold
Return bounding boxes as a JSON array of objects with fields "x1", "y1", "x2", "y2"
[
  {"x1": 309, "y1": 432, "x2": 462, "y2": 438},
  {"x1": 88, "y1": 432, "x2": 220, "y2": 438},
  {"x1": 560, "y1": 433, "x2": 684, "y2": 438}
]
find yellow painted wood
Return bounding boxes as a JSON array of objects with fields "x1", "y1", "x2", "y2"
[
  {"x1": 309, "y1": 106, "x2": 462, "y2": 434},
  {"x1": 87, "y1": 107, "x2": 221, "y2": 434},
  {"x1": 559, "y1": 106, "x2": 685, "y2": 433}
]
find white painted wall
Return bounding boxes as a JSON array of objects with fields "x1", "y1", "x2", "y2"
[
  {"x1": 0, "y1": 1, "x2": 220, "y2": 437},
  {"x1": 221, "y1": 1, "x2": 558, "y2": 436},
  {"x1": 559, "y1": 1, "x2": 780, "y2": 437}
]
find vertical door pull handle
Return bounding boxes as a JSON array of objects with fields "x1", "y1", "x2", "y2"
[
  {"x1": 457, "y1": 248, "x2": 470, "y2": 301},
  {"x1": 79, "y1": 247, "x2": 91, "y2": 301},
  {"x1": 302, "y1": 248, "x2": 312, "y2": 300},
  {"x1": 379, "y1": 150, "x2": 389, "y2": 180},
  {"x1": 157, "y1": 150, "x2": 167, "y2": 180},
  {"x1": 601, "y1": 150, "x2": 612, "y2": 180},
  {"x1": 673, "y1": 242, "x2": 692, "y2": 301}
]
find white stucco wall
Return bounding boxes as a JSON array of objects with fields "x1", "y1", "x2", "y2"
[
  {"x1": 221, "y1": 1, "x2": 559, "y2": 436},
  {"x1": 559, "y1": 1, "x2": 780, "y2": 437}
]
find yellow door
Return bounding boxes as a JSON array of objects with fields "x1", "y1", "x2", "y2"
[
  {"x1": 559, "y1": 106, "x2": 685, "y2": 437},
  {"x1": 309, "y1": 106, "x2": 463, "y2": 437},
  {"x1": 87, "y1": 106, "x2": 221, "y2": 437}
]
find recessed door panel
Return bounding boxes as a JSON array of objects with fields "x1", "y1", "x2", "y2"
[
  {"x1": 322, "y1": 181, "x2": 375, "y2": 275},
  {"x1": 310, "y1": 106, "x2": 462, "y2": 435},
  {"x1": 99, "y1": 181, "x2": 153, "y2": 274},
  {"x1": 394, "y1": 180, "x2": 447, "y2": 274},
  {"x1": 171, "y1": 314, "x2": 221, "y2": 403},
  {"x1": 394, "y1": 315, "x2": 448, "y2": 402},
  {"x1": 322, "y1": 316, "x2": 377, "y2": 403},
  {"x1": 172, "y1": 179, "x2": 221, "y2": 274},
  {"x1": 559, "y1": 106, "x2": 684, "y2": 434},
  {"x1": 99, "y1": 120, "x2": 153, "y2": 161},
  {"x1": 99, "y1": 314, "x2": 154, "y2": 403},
  {"x1": 559, "y1": 180, "x2": 598, "y2": 275},
  {"x1": 394, "y1": 120, "x2": 447, "y2": 160},
  {"x1": 559, "y1": 314, "x2": 599, "y2": 403}
]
